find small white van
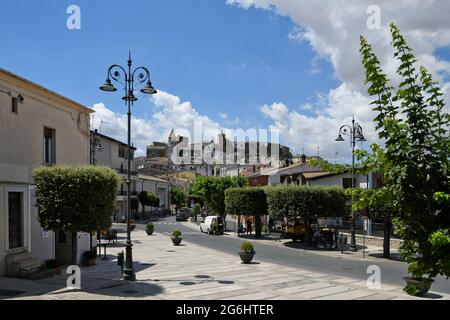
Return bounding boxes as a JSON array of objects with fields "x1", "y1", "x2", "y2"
[{"x1": 200, "y1": 216, "x2": 225, "y2": 235}]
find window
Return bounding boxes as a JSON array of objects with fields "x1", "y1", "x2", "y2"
[
  {"x1": 44, "y1": 127, "x2": 56, "y2": 165},
  {"x1": 119, "y1": 145, "x2": 126, "y2": 159},
  {"x1": 12, "y1": 97, "x2": 18, "y2": 113},
  {"x1": 342, "y1": 178, "x2": 353, "y2": 189}
]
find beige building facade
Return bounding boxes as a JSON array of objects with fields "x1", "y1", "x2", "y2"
[{"x1": 0, "y1": 68, "x2": 93, "y2": 275}]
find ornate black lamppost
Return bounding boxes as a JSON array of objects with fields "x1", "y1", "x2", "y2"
[
  {"x1": 99, "y1": 52, "x2": 157, "y2": 281},
  {"x1": 335, "y1": 116, "x2": 366, "y2": 252}
]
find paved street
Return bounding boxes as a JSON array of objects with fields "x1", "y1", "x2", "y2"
[
  {"x1": 0, "y1": 216, "x2": 448, "y2": 300},
  {"x1": 150, "y1": 216, "x2": 450, "y2": 294}
]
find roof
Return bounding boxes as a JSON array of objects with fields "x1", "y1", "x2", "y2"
[
  {"x1": 91, "y1": 130, "x2": 137, "y2": 150},
  {"x1": 0, "y1": 68, "x2": 93, "y2": 114},
  {"x1": 302, "y1": 170, "x2": 351, "y2": 180},
  {"x1": 302, "y1": 172, "x2": 334, "y2": 180},
  {"x1": 138, "y1": 174, "x2": 169, "y2": 184}
]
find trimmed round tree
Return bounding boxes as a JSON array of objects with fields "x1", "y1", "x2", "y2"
[
  {"x1": 266, "y1": 185, "x2": 347, "y2": 242},
  {"x1": 33, "y1": 165, "x2": 120, "y2": 264},
  {"x1": 225, "y1": 188, "x2": 268, "y2": 238},
  {"x1": 138, "y1": 191, "x2": 160, "y2": 219}
]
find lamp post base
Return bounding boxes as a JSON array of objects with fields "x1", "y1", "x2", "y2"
[
  {"x1": 350, "y1": 231, "x2": 358, "y2": 252},
  {"x1": 123, "y1": 241, "x2": 135, "y2": 281}
]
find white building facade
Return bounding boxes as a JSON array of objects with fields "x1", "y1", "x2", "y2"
[{"x1": 0, "y1": 68, "x2": 93, "y2": 275}]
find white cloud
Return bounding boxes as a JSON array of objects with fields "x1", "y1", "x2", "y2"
[
  {"x1": 227, "y1": 0, "x2": 450, "y2": 162},
  {"x1": 260, "y1": 84, "x2": 377, "y2": 161},
  {"x1": 91, "y1": 90, "x2": 224, "y2": 156}
]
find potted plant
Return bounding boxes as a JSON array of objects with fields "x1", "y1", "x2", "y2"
[
  {"x1": 171, "y1": 230, "x2": 183, "y2": 246},
  {"x1": 146, "y1": 223, "x2": 154, "y2": 235},
  {"x1": 130, "y1": 220, "x2": 137, "y2": 231},
  {"x1": 403, "y1": 262, "x2": 434, "y2": 296},
  {"x1": 83, "y1": 249, "x2": 97, "y2": 267},
  {"x1": 45, "y1": 259, "x2": 62, "y2": 275},
  {"x1": 239, "y1": 241, "x2": 255, "y2": 264}
]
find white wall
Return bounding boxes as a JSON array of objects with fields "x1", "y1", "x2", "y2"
[{"x1": 0, "y1": 71, "x2": 91, "y2": 273}]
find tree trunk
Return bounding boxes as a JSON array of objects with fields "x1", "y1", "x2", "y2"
[
  {"x1": 383, "y1": 219, "x2": 391, "y2": 259},
  {"x1": 305, "y1": 219, "x2": 313, "y2": 245},
  {"x1": 142, "y1": 204, "x2": 145, "y2": 220},
  {"x1": 255, "y1": 215, "x2": 262, "y2": 238},
  {"x1": 71, "y1": 232, "x2": 78, "y2": 265}
]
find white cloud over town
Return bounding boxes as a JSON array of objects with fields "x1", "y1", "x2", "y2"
[
  {"x1": 226, "y1": 0, "x2": 450, "y2": 161},
  {"x1": 91, "y1": 90, "x2": 224, "y2": 156},
  {"x1": 93, "y1": 1, "x2": 450, "y2": 162}
]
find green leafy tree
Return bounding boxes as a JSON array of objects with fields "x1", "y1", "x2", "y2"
[
  {"x1": 360, "y1": 23, "x2": 450, "y2": 282},
  {"x1": 348, "y1": 188, "x2": 399, "y2": 258},
  {"x1": 171, "y1": 187, "x2": 187, "y2": 211},
  {"x1": 33, "y1": 165, "x2": 120, "y2": 264},
  {"x1": 138, "y1": 191, "x2": 160, "y2": 219},
  {"x1": 190, "y1": 176, "x2": 248, "y2": 217},
  {"x1": 225, "y1": 188, "x2": 268, "y2": 238},
  {"x1": 265, "y1": 186, "x2": 347, "y2": 242}
]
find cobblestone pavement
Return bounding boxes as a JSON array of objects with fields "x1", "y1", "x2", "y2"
[{"x1": 1, "y1": 226, "x2": 448, "y2": 300}]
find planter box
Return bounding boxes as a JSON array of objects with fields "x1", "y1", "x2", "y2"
[
  {"x1": 172, "y1": 238, "x2": 182, "y2": 246},
  {"x1": 239, "y1": 252, "x2": 255, "y2": 264},
  {"x1": 403, "y1": 277, "x2": 434, "y2": 296}
]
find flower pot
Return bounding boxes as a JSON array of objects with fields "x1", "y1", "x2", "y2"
[
  {"x1": 403, "y1": 277, "x2": 434, "y2": 296},
  {"x1": 146, "y1": 230, "x2": 154, "y2": 236},
  {"x1": 131, "y1": 225, "x2": 137, "y2": 232},
  {"x1": 239, "y1": 252, "x2": 255, "y2": 264},
  {"x1": 172, "y1": 237, "x2": 182, "y2": 246}
]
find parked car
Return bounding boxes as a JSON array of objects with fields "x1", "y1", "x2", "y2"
[
  {"x1": 200, "y1": 216, "x2": 225, "y2": 235},
  {"x1": 176, "y1": 208, "x2": 190, "y2": 221}
]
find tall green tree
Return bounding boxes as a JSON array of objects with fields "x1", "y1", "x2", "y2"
[
  {"x1": 190, "y1": 176, "x2": 248, "y2": 217},
  {"x1": 138, "y1": 191, "x2": 160, "y2": 219},
  {"x1": 33, "y1": 165, "x2": 120, "y2": 264},
  {"x1": 360, "y1": 23, "x2": 450, "y2": 283},
  {"x1": 266, "y1": 186, "x2": 347, "y2": 243},
  {"x1": 225, "y1": 188, "x2": 268, "y2": 238},
  {"x1": 171, "y1": 187, "x2": 187, "y2": 211},
  {"x1": 348, "y1": 187, "x2": 399, "y2": 258}
]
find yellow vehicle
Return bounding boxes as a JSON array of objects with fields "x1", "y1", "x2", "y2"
[
  {"x1": 285, "y1": 219, "x2": 307, "y2": 242},
  {"x1": 285, "y1": 219, "x2": 339, "y2": 244}
]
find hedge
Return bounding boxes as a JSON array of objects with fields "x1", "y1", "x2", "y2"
[
  {"x1": 33, "y1": 165, "x2": 120, "y2": 233},
  {"x1": 225, "y1": 188, "x2": 268, "y2": 217},
  {"x1": 225, "y1": 188, "x2": 267, "y2": 238},
  {"x1": 265, "y1": 185, "x2": 347, "y2": 219}
]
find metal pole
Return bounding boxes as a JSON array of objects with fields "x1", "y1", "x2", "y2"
[
  {"x1": 123, "y1": 54, "x2": 135, "y2": 281},
  {"x1": 350, "y1": 117, "x2": 357, "y2": 252}
]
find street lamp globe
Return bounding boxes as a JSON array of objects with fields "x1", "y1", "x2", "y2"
[
  {"x1": 141, "y1": 81, "x2": 157, "y2": 95},
  {"x1": 100, "y1": 78, "x2": 117, "y2": 92}
]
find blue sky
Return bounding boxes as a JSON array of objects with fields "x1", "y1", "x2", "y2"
[
  {"x1": 1, "y1": 1, "x2": 449, "y2": 160},
  {"x1": 0, "y1": 0, "x2": 335, "y2": 126}
]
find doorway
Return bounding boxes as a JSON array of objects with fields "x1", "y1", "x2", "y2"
[{"x1": 8, "y1": 192, "x2": 23, "y2": 250}]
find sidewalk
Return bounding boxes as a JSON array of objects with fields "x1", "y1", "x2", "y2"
[{"x1": 1, "y1": 227, "x2": 448, "y2": 300}]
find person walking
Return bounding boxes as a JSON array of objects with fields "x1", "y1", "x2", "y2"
[{"x1": 246, "y1": 219, "x2": 253, "y2": 236}]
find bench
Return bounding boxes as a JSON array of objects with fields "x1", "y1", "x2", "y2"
[
  {"x1": 103, "y1": 230, "x2": 118, "y2": 244},
  {"x1": 266, "y1": 231, "x2": 285, "y2": 242}
]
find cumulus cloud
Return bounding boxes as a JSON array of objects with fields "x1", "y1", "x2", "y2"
[
  {"x1": 227, "y1": 0, "x2": 450, "y2": 161},
  {"x1": 260, "y1": 84, "x2": 377, "y2": 162},
  {"x1": 91, "y1": 90, "x2": 224, "y2": 156}
]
